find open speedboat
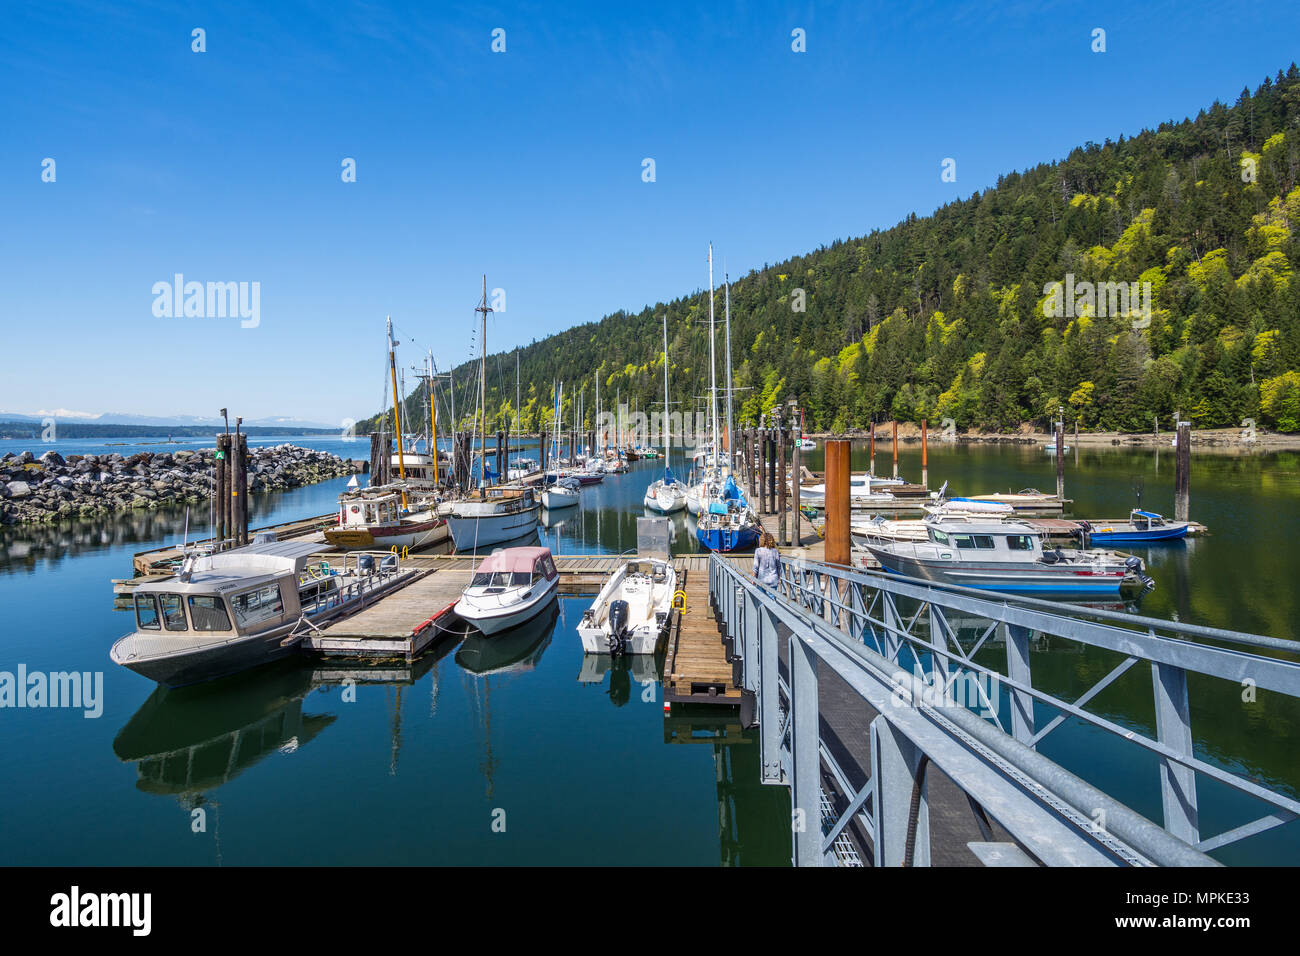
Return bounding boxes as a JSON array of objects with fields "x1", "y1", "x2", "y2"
[
  {"x1": 1083, "y1": 509, "x2": 1190, "y2": 544},
  {"x1": 454, "y1": 546, "x2": 560, "y2": 635},
  {"x1": 578, "y1": 558, "x2": 677, "y2": 655}
]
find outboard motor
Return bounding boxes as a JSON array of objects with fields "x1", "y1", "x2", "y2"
[
  {"x1": 358, "y1": 553, "x2": 375, "y2": 574},
  {"x1": 1124, "y1": 554, "x2": 1155, "y2": 591},
  {"x1": 607, "y1": 599, "x2": 630, "y2": 656}
]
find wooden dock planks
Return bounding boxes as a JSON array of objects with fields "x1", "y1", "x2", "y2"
[
  {"x1": 664, "y1": 567, "x2": 742, "y2": 705},
  {"x1": 301, "y1": 567, "x2": 468, "y2": 660}
]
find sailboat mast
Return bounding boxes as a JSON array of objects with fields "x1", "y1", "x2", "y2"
[
  {"x1": 387, "y1": 316, "x2": 408, "y2": 509},
  {"x1": 724, "y1": 273, "x2": 734, "y2": 473},
  {"x1": 662, "y1": 312, "x2": 671, "y2": 461},
  {"x1": 707, "y1": 244, "x2": 719, "y2": 471},
  {"x1": 475, "y1": 275, "x2": 492, "y2": 488},
  {"x1": 429, "y1": 352, "x2": 441, "y2": 487}
]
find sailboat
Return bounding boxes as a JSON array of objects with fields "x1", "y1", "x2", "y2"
[
  {"x1": 696, "y1": 247, "x2": 761, "y2": 552},
  {"x1": 327, "y1": 319, "x2": 448, "y2": 550},
  {"x1": 542, "y1": 383, "x2": 580, "y2": 509},
  {"x1": 644, "y1": 313, "x2": 688, "y2": 513},
  {"x1": 439, "y1": 277, "x2": 541, "y2": 551}
]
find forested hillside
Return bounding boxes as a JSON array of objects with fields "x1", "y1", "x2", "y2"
[{"x1": 366, "y1": 65, "x2": 1300, "y2": 436}]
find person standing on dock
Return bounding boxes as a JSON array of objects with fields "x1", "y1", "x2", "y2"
[{"x1": 753, "y1": 533, "x2": 781, "y2": 589}]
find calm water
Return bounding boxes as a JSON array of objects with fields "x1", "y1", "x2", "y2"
[{"x1": 1, "y1": 436, "x2": 1297, "y2": 864}]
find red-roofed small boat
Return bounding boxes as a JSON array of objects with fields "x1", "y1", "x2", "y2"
[{"x1": 454, "y1": 546, "x2": 560, "y2": 635}]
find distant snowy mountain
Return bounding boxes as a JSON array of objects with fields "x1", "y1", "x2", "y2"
[{"x1": 0, "y1": 410, "x2": 339, "y2": 430}]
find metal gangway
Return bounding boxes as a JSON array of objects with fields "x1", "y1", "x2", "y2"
[{"x1": 708, "y1": 554, "x2": 1300, "y2": 866}]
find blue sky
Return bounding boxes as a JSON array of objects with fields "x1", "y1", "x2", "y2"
[{"x1": 2, "y1": 0, "x2": 1297, "y2": 425}]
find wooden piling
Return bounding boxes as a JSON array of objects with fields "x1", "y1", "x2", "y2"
[
  {"x1": 215, "y1": 433, "x2": 230, "y2": 544},
  {"x1": 767, "y1": 428, "x2": 777, "y2": 515},
  {"x1": 1175, "y1": 421, "x2": 1190, "y2": 522},
  {"x1": 825, "y1": 439, "x2": 851, "y2": 567},
  {"x1": 1055, "y1": 419, "x2": 1065, "y2": 501},
  {"x1": 892, "y1": 421, "x2": 898, "y2": 478},
  {"x1": 921, "y1": 419, "x2": 928, "y2": 488},
  {"x1": 756, "y1": 428, "x2": 766, "y2": 514},
  {"x1": 869, "y1": 424, "x2": 875, "y2": 476},
  {"x1": 791, "y1": 410, "x2": 802, "y2": 548},
  {"x1": 777, "y1": 423, "x2": 788, "y2": 546}
]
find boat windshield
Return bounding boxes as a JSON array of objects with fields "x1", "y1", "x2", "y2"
[
  {"x1": 188, "y1": 595, "x2": 232, "y2": 631},
  {"x1": 471, "y1": 571, "x2": 531, "y2": 589},
  {"x1": 1006, "y1": 534, "x2": 1037, "y2": 551}
]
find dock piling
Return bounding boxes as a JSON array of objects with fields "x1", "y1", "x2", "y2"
[
  {"x1": 892, "y1": 421, "x2": 898, "y2": 479},
  {"x1": 1055, "y1": 414, "x2": 1065, "y2": 501},
  {"x1": 921, "y1": 419, "x2": 928, "y2": 488},
  {"x1": 791, "y1": 406, "x2": 802, "y2": 547},
  {"x1": 825, "y1": 439, "x2": 850, "y2": 567},
  {"x1": 1175, "y1": 421, "x2": 1191, "y2": 521},
  {"x1": 777, "y1": 419, "x2": 788, "y2": 546}
]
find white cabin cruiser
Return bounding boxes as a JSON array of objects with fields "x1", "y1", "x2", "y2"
[
  {"x1": 578, "y1": 558, "x2": 677, "y2": 655},
  {"x1": 454, "y1": 546, "x2": 560, "y2": 635}
]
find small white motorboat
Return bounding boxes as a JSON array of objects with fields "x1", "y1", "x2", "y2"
[
  {"x1": 578, "y1": 558, "x2": 678, "y2": 655},
  {"x1": 454, "y1": 546, "x2": 560, "y2": 635}
]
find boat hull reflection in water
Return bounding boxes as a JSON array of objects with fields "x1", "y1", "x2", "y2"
[{"x1": 455, "y1": 600, "x2": 559, "y2": 675}]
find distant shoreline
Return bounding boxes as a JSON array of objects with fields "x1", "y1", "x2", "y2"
[{"x1": 805, "y1": 425, "x2": 1300, "y2": 451}]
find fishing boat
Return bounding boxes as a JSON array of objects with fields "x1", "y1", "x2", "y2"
[
  {"x1": 643, "y1": 312, "x2": 689, "y2": 514},
  {"x1": 454, "y1": 546, "x2": 560, "y2": 635},
  {"x1": 542, "y1": 476, "x2": 581, "y2": 510},
  {"x1": 110, "y1": 541, "x2": 416, "y2": 687},
  {"x1": 863, "y1": 517, "x2": 1153, "y2": 595},
  {"x1": 577, "y1": 558, "x2": 678, "y2": 655},
  {"x1": 1082, "y1": 509, "x2": 1191, "y2": 544},
  {"x1": 441, "y1": 484, "x2": 540, "y2": 550},
  {"x1": 441, "y1": 277, "x2": 542, "y2": 550},
  {"x1": 325, "y1": 486, "x2": 448, "y2": 550}
]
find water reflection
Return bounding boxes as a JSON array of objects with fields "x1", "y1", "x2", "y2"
[
  {"x1": 114, "y1": 643, "x2": 456, "y2": 799},
  {"x1": 663, "y1": 710, "x2": 792, "y2": 866},
  {"x1": 577, "y1": 653, "x2": 662, "y2": 707},
  {"x1": 455, "y1": 600, "x2": 559, "y2": 675}
]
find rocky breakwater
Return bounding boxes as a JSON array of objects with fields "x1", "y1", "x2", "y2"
[{"x1": 0, "y1": 444, "x2": 360, "y2": 524}]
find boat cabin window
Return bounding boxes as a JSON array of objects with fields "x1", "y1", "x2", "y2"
[
  {"x1": 471, "y1": 571, "x2": 531, "y2": 589},
  {"x1": 231, "y1": 583, "x2": 285, "y2": 628},
  {"x1": 159, "y1": 593, "x2": 189, "y2": 631},
  {"x1": 1006, "y1": 534, "x2": 1037, "y2": 551},
  {"x1": 189, "y1": 595, "x2": 232, "y2": 631},
  {"x1": 134, "y1": 594, "x2": 161, "y2": 630},
  {"x1": 930, "y1": 529, "x2": 951, "y2": 545}
]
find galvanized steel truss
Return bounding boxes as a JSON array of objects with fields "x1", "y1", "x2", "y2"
[{"x1": 708, "y1": 554, "x2": 1300, "y2": 866}]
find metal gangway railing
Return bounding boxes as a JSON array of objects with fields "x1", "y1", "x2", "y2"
[{"x1": 708, "y1": 554, "x2": 1300, "y2": 867}]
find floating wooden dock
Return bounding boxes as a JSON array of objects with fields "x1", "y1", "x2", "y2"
[{"x1": 663, "y1": 565, "x2": 743, "y2": 706}]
